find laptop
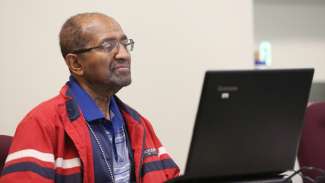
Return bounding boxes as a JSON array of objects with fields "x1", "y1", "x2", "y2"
[{"x1": 169, "y1": 69, "x2": 314, "y2": 183}]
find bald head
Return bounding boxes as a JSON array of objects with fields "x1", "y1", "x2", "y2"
[{"x1": 59, "y1": 12, "x2": 120, "y2": 58}]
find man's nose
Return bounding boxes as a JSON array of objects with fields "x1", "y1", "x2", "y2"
[{"x1": 115, "y1": 43, "x2": 131, "y2": 60}]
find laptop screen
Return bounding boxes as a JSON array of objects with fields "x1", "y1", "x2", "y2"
[{"x1": 185, "y1": 69, "x2": 314, "y2": 179}]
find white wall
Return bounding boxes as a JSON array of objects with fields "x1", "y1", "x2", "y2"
[
  {"x1": 254, "y1": 0, "x2": 325, "y2": 80},
  {"x1": 0, "y1": 0, "x2": 254, "y2": 172}
]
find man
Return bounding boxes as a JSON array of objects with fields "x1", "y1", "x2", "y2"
[{"x1": 0, "y1": 12, "x2": 179, "y2": 183}]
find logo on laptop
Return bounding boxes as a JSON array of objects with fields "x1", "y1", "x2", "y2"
[{"x1": 218, "y1": 86, "x2": 239, "y2": 99}]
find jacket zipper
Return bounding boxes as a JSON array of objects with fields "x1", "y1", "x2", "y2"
[{"x1": 138, "y1": 125, "x2": 146, "y2": 183}]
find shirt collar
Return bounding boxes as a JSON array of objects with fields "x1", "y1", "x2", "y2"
[
  {"x1": 68, "y1": 76, "x2": 124, "y2": 131},
  {"x1": 110, "y1": 94, "x2": 124, "y2": 130},
  {"x1": 68, "y1": 76, "x2": 104, "y2": 121}
]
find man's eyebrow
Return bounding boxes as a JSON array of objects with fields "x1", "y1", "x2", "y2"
[
  {"x1": 100, "y1": 37, "x2": 115, "y2": 44},
  {"x1": 100, "y1": 35, "x2": 128, "y2": 44}
]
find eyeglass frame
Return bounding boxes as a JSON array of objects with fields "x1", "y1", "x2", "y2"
[{"x1": 69, "y1": 38, "x2": 134, "y2": 55}]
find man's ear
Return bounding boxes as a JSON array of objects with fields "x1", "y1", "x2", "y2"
[{"x1": 65, "y1": 53, "x2": 84, "y2": 76}]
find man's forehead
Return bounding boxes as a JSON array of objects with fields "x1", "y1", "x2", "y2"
[
  {"x1": 80, "y1": 16, "x2": 125, "y2": 41},
  {"x1": 83, "y1": 17, "x2": 120, "y2": 29}
]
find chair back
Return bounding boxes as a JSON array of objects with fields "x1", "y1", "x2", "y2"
[
  {"x1": 298, "y1": 102, "x2": 325, "y2": 180},
  {"x1": 0, "y1": 135, "x2": 13, "y2": 173}
]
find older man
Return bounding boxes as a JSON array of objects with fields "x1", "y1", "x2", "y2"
[{"x1": 0, "y1": 12, "x2": 179, "y2": 183}]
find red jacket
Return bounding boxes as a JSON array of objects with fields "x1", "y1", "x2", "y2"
[{"x1": 0, "y1": 84, "x2": 179, "y2": 183}]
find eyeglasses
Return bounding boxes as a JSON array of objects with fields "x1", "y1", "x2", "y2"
[{"x1": 70, "y1": 38, "x2": 134, "y2": 54}]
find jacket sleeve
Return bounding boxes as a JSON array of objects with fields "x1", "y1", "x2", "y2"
[
  {"x1": 0, "y1": 113, "x2": 56, "y2": 183},
  {"x1": 142, "y1": 117, "x2": 180, "y2": 181}
]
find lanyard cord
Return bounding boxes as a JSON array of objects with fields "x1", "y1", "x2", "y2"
[{"x1": 86, "y1": 123, "x2": 115, "y2": 183}]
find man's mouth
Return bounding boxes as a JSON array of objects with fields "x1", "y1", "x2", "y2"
[{"x1": 113, "y1": 65, "x2": 130, "y2": 72}]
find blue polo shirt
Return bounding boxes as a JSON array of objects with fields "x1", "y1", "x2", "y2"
[{"x1": 68, "y1": 76, "x2": 132, "y2": 183}]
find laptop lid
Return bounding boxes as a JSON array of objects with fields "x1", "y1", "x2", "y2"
[{"x1": 185, "y1": 69, "x2": 314, "y2": 179}]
